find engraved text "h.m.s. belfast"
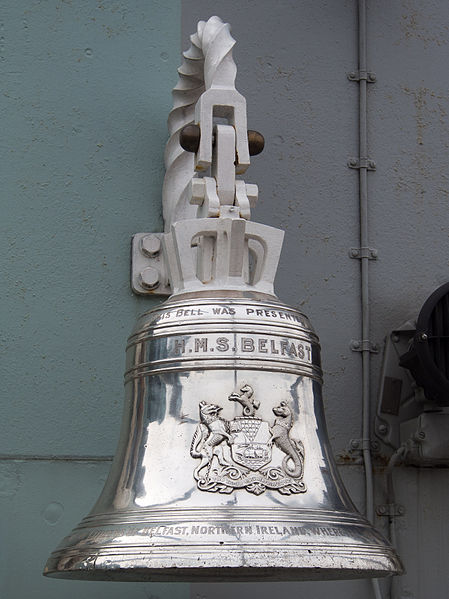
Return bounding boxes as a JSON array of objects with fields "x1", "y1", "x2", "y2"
[{"x1": 168, "y1": 334, "x2": 312, "y2": 363}]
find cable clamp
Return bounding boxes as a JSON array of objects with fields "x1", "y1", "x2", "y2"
[
  {"x1": 349, "y1": 246, "x2": 378, "y2": 260},
  {"x1": 376, "y1": 503, "x2": 405, "y2": 517},
  {"x1": 349, "y1": 438, "x2": 380, "y2": 452},
  {"x1": 350, "y1": 339, "x2": 380, "y2": 353},
  {"x1": 347, "y1": 70, "x2": 376, "y2": 83},
  {"x1": 347, "y1": 157, "x2": 376, "y2": 171}
]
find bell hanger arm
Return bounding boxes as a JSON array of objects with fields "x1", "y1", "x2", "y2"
[{"x1": 163, "y1": 16, "x2": 261, "y2": 230}]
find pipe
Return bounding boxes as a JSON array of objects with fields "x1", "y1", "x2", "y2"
[
  {"x1": 354, "y1": 2, "x2": 384, "y2": 598},
  {"x1": 385, "y1": 445, "x2": 407, "y2": 599},
  {"x1": 357, "y1": 0, "x2": 373, "y2": 524}
]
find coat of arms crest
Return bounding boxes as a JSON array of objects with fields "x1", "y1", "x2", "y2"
[{"x1": 190, "y1": 385, "x2": 306, "y2": 495}]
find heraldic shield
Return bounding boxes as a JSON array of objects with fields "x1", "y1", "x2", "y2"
[
  {"x1": 190, "y1": 385, "x2": 307, "y2": 496},
  {"x1": 230, "y1": 418, "x2": 272, "y2": 471}
]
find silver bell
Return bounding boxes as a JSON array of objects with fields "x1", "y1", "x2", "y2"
[{"x1": 44, "y1": 16, "x2": 402, "y2": 583}]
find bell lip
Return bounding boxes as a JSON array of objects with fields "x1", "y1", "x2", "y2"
[
  {"x1": 44, "y1": 511, "x2": 404, "y2": 582},
  {"x1": 44, "y1": 552, "x2": 404, "y2": 582}
]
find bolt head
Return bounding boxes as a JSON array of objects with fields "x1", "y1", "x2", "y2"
[
  {"x1": 247, "y1": 130, "x2": 265, "y2": 156},
  {"x1": 378, "y1": 423, "x2": 388, "y2": 435},
  {"x1": 352, "y1": 340, "x2": 361, "y2": 349},
  {"x1": 141, "y1": 235, "x2": 161, "y2": 258},
  {"x1": 140, "y1": 267, "x2": 160, "y2": 290},
  {"x1": 179, "y1": 124, "x2": 201, "y2": 153}
]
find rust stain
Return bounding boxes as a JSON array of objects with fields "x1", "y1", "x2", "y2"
[{"x1": 400, "y1": 0, "x2": 449, "y2": 47}]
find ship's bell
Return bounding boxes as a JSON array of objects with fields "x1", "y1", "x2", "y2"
[{"x1": 44, "y1": 16, "x2": 403, "y2": 582}]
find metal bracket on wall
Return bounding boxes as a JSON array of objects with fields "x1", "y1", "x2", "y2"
[
  {"x1": 131, "y1": 233, "x2": 171, "y2": 296},
  {"x1": 347, "y1": 157, "x2": 376, "y2": 170},
  {"x1": 349, "y1": 438, "x2": 380, "y2": 453},
  {"x1": 375, "y1": 322, "x2": 419, "y2": 448},
  {"x1": 349, "y1": 246, "x2": 378, "y2": 260},
  {"x1": 376, "y1": 503, "x2": 405, "y2": 518},
  {"x1": 350, "y1": 339, "x2": 380, "y2": 353},
  {"x1": 347, "y1": 70, "x2": 377, "y2": 83}
]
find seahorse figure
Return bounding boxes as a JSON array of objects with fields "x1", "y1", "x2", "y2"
[
  {"x1": 190, "y1": 401, "x2": 231, "y2": 480},
  {"x1": 271, "y1": 401, "x2": 304, "y2": 479},
  {"x1": 228, "y1": 384, "x2": 260, "y2": 416}
]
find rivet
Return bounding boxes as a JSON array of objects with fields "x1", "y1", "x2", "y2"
[{"x1": 43, "y1": 502, "x2": 64, "y2": 525}]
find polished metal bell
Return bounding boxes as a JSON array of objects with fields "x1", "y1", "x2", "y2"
[
  {"x1": 44, "y1": 292, "x2": 402, "y2": 581},
  {"x1": 44, "y1": 15, "x2": 402, "y2": 583}
]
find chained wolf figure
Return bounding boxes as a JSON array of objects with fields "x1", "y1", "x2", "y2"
[
  {"x1": 190, "y1": 401, "x2": 232, "y2": 481},
  {"x1": 271, "y1": 401, "x2": 305, "y2": 479}
]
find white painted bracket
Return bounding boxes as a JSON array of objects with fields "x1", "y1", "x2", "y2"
[
  {"x1": 131, "y1": 17, "x2": 275, "y2": 298},
  {"x1": 189, "y1": 177, "x2": 258, "y2": 220},
  {"x1": 163, "y1": 217, "x2": 284, "y2": 297},
  {"x1": 131, "y1": 233, "x2": 171, "y2": 296},
  {"x1": 194, "y1": 89, "x2": 250, "y2": 175}
]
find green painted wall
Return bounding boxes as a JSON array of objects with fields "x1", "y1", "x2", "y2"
[{"x1": 1, "y1": 1, "x2": 186, "y2": 597}]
